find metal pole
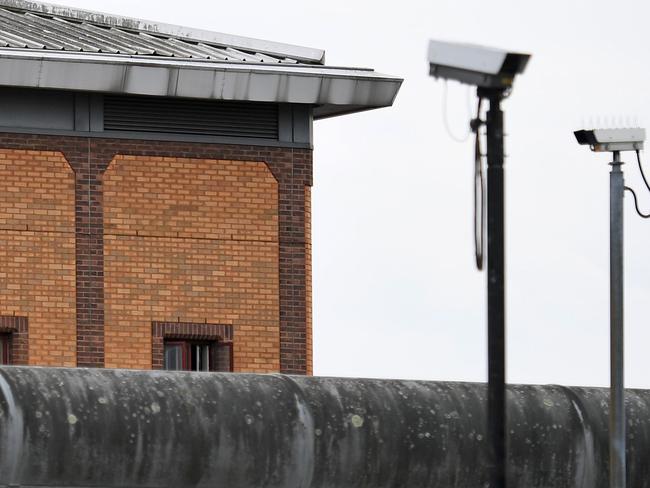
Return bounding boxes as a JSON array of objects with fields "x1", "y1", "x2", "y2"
[
  {"x1": 609, "y1": 151, "x2": 626, "y2": 488},
  {"x1": 483, "y1": 88, "x2": 507, "y2": 488}
]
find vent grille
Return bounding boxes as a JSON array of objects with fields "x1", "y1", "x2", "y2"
[{"x1": 104, "y1": 96, "x2": 279, "y2": 140}]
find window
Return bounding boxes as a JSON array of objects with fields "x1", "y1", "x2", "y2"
[
  {"x1": 0, "y1": 317, "x2": 27, "y2": 366},
  {"x1": 0, "y1": 334, "x2": 9, "y2": 365},
  {"x1": 153, "y1": 322, "x2": 233, "y2": 372},
  {"x1": 164, "y1": 340, "x2": 216, "y2": 372}
]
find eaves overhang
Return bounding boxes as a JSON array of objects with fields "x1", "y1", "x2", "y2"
[{"x1": 0, "y1": 49, "x2": 403, "y2": 119}]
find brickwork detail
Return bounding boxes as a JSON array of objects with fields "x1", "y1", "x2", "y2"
[
  {"x1": 277, "y1": 149, "x2": 312, "y2": 374},
  {"x1": 0, "y1": 149, "x2": 76, "y2": 366},
  {"x1": 103, "y1": 156, "x2": 280, "y2": 372},
  {"x1": 305, "y1": 186, "x2": 313, "y2": 375},
  {"x1": 151, "y1": 321, "x2": 233, "y2": 370},
  {"x1": 0, "y1": 135, "x2": 312, "y2": 374},
  {"x1": 0, "y1": 315, "x2": 28, "y2": 365}
]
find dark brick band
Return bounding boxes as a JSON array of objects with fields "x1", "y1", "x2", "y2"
[
  {"x1": 0, "y1": 133, "x2": 312, "y2": 374},
  {"x1": 0, "y1": 315, "x2": 28, "y2": 365}
]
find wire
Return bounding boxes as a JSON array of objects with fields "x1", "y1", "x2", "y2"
[
  {"x1": 625, "y1": 186, "x2": 650, "y2": 218},
  {"x1": 625, "y1": 150, "x2": 650, "y2": 218},
  {"x1": 625, "y1": 149, "x2": 650, "y2": 218},
  {"x1": 441, "y1": 81, "x2": 484, "y2": 268},
  {"x1": 473, "y1": 97, "x2": 485, "y2": 270},
  {"x1": 442, "y1": 80, "x2": 471, "y2": 143},
  {"x1": 636, "y1": 149, "x2": 650, "y2": 193},
  {"x1": 442, "y1": 84, "x2": 485, "y2": 269}
]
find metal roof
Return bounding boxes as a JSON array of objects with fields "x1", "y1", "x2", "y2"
[
  {"x1": 0, "y1": 0, "x2": 324, "y2": 64},
  {"x1": 0, "y1": 0, "x2": 402, "y2": 119}
]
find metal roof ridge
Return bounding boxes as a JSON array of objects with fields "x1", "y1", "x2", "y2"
[{"x1": 0, "y1": 0, "x2": 326, "y2": 64}]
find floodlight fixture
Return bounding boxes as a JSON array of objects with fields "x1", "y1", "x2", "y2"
[
  {"x1": 574, "y1": 128, "x2": 645, "y2": 152},
  {"x1": 428, "y1": 39, "x2": 530, "y2": 89},
  {"x1": 428, "y1": 39, "x2": 531, "y2": 488},
  {"x1": 574, "y1": 125, "x2": 648, "y2": 488}
]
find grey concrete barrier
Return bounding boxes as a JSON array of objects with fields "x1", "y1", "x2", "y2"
[{"x1": 0, "y1": 367, "x2": 648, "y2": 487}]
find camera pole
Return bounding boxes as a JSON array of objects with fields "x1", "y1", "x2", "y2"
[
  {"x1": 609, "y1": 151, "x2": 625, "y2": 488},
  {"x1": 574, "y1": 128, "x2": 646, "y2": 488},
  {"x1": 480, "y1": 86, "x2": 507, "y2": 488},
  {"x1": 427, "y1": 39, "x2": 530, "y2": 488}
]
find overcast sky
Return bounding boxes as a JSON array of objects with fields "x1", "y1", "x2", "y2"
[{"x1": 62, "y1": 0, "x2": 650, "y2": 388}]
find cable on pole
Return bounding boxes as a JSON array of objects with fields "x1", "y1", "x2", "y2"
[
  {"x1": 636, "y1": 149, "x2": 650, "y2": 193},
  {"x1": 625, "y1": 150, "x2": 650, "y2": 218},
  {"x1": 471, "y1": 97, "x2": 485, "y2": 270},
  {"x1": 442, "y1": 80, "x2": 471, "y2": 143},
  {"x1": 625, "y1": 186, "x2": 650, "y2": 218}
]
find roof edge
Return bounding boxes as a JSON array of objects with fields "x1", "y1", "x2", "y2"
[
  {"x1": 0, "y1": 0, "x2": 326, "y2": 64},
  {"x1": 0, "y1": 49, "x2": 402, "y2": 119}
]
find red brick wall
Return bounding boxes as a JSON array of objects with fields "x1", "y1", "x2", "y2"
[
  {"x1": 0, "y1": 149, "x2": 76, "y2": 366},
  {"x1": 103, "y1": 155, "x2": 280, "y2": 372},
  {"x1": 0, "y1": 134, "x2": 312, "y2": 374}
]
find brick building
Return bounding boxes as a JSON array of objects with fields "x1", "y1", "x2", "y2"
[{"x1": 0, "y1": 0, "x2": 401, "y2": 374}]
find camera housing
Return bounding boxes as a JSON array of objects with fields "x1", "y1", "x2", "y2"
[
  {"x1": 574, "y1": 128, "x2": 645, "y2": 152},
  {"x1": 428, "y1": 39, "x2": 530, "y2": 89}
]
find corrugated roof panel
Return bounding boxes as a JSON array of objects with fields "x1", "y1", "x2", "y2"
[
  {"x1": 22, "y1": 13, "x2": 101, "y2": 52},
  {"x1": 0, "y1": 2, "x2": 311, "y2": 64},
  {"x1": 125, "y1": 32, "x2": 183, "y2": 58},
  {"x1": 79, "y1": 23, "x2": 149, "y2": 55},
  {"x1": 194, "y1": 43, "x2": 232, "y2": 61},
  {"x1": 235, "y1": 47, "x2": 273, "y2": 62},
  {"x1": 106, "y1": 28, "x2": 179, "y2": 56},
  {"x1": 0, "y1": 25, "x2": 45, "y2": 48},
  {"x1": 195, "y1": 43, "x2": 245, "y2": 62},
  {"x1": 254, "y1": 52, "x2": 287, "y2": 64},
  {"x1": 53, "y1": 18, "x2": 138, "y2": 54},
  {"x1": 224, "y1": 47, "x2": 266, "y2": 63},
  {"x1": 48, "y1": 17, "x2": 120, "y2": 53},
  {"x1": 165, "y1": 37, "x2": 222, "y2": 59},
  {"x1": 0, "y1": 10, "x2": 85, "y2": 51}
]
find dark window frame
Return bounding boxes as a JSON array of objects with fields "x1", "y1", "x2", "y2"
[
  {"x1": 0, "y1": 333, "x2": 10, "y2": 365},
  {"x1": 215, "y1": 341, "x2": 234, "y2": 372},
  {"x1": 152, "y1": 321, "x2": 234, "y2": 372},
  {"x1": 0, "y1": 316, "x2": 28, "y2": 365},
  {"x1": 164, "y1": 339, "x2": 218, "y2": 372}
]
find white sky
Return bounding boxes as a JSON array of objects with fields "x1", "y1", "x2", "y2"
[{"x1": 61, "y1": 0, "x2": 650, "y2": 388}]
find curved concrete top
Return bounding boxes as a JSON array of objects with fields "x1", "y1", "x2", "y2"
[{"x1": 0, "y1": 367, "x2": 648, "y2": 487}]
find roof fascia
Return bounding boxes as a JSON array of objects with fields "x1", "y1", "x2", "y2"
[{"x1": 0, "y1": 49, "x2": 402, "y2": 118}]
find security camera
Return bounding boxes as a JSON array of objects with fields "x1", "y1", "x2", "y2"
[
  {"x1": 428, "y1": 39, "x2": 530, "y2": 89},
  {"x1": 574, "y1": 128, "x2": 645, "y2": 152}
]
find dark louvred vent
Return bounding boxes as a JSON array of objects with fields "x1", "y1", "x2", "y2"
[{"x1": 103, "y1": 96, "x2": 279, "y2": 140}]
